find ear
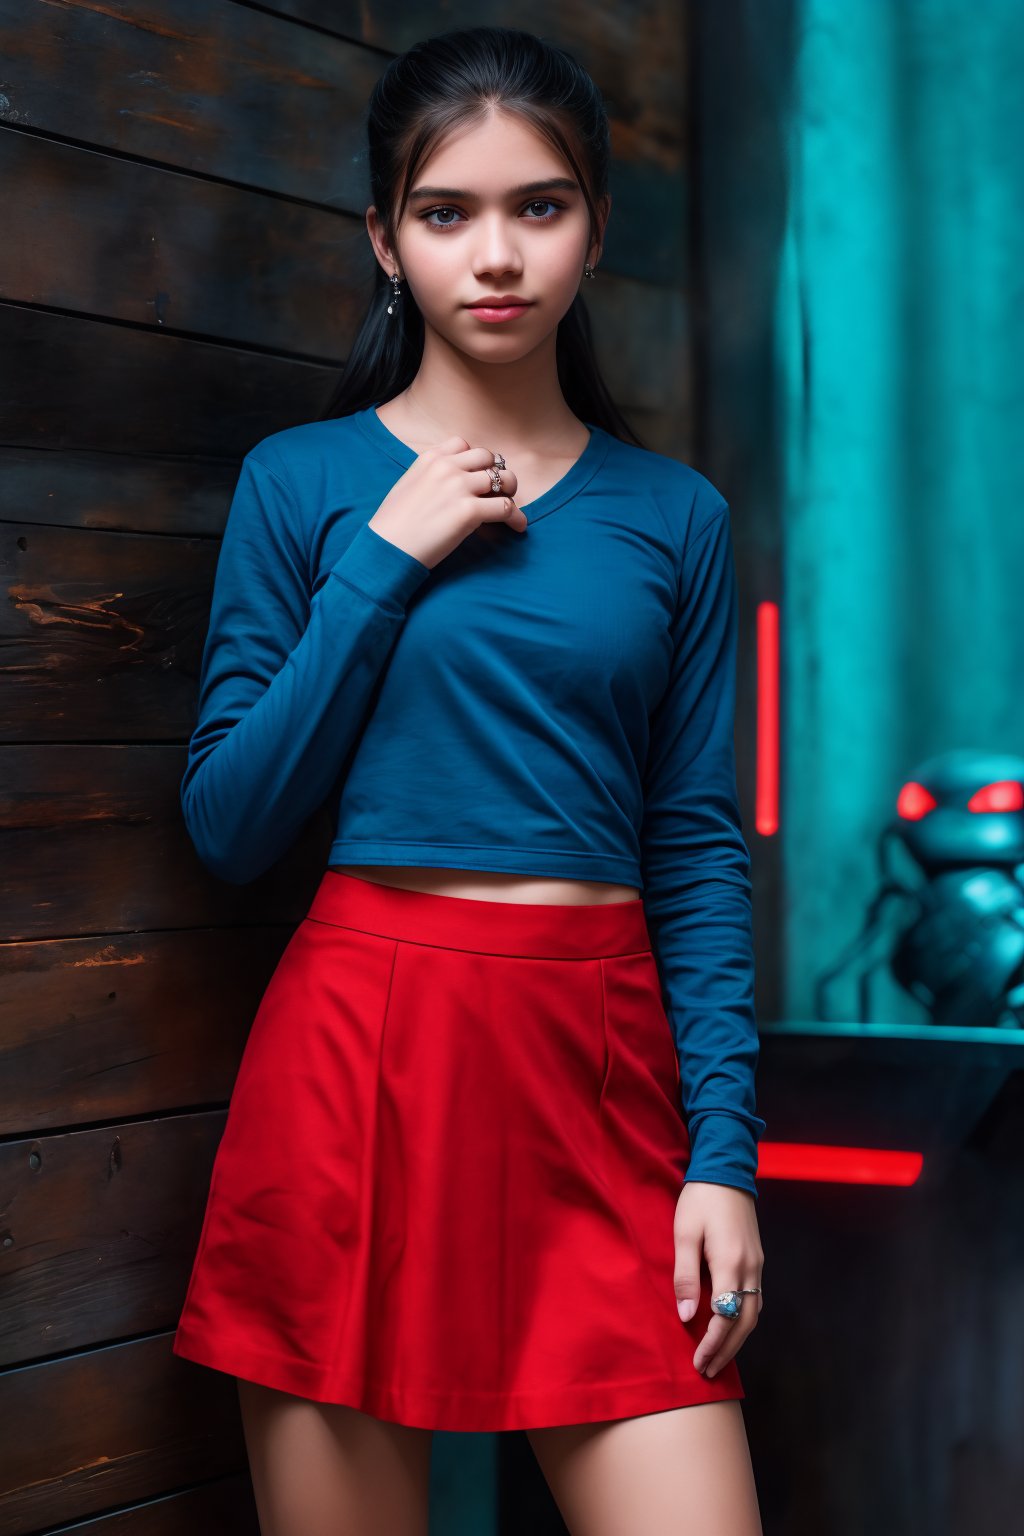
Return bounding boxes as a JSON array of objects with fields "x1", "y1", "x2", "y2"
[
  {"x1": 366, "y1": 205, "x2": 400, "y2": 278},
  {"x1": 589, "y1": 192, "x2": 612, "y2": 267}
]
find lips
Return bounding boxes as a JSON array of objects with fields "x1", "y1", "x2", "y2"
[{"x1": 467, "y1": 298, "x2": 532, "y2": 308}]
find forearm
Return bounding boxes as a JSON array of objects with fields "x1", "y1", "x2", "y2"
[{"x1": 183, "y1": 521, "x2": 430, "y2": 883}]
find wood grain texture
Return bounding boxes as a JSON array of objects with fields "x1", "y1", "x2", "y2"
[
  {"x1": 1, "y1": 1114, "x2": 228, "y2": 1365},
  {"x1": 1, "y1": 519, "x2": 212, "y2": 740},
  {"x1": 0, "y1": 1333, "x2": 253, "y2": 1533},
  {"x1": 1, "y1": 928, "x2": 291, "y2": 1136},
  {"x1": 1, "y1": 445, "x2": 237, "y2": 537},
  {"x1": 0, "y1": 743, "x2": 329, "y2": 940},
  {"x1": 29, "y1": 1476, "x2": 260, "y2": 1535}
]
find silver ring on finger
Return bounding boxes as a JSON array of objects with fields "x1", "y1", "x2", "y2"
[
  {"x1": 489, "y1": 466, "x2": 503, "y2": 493},
  {"x1": 710, "y1": 1287, "x2": 762, "y2": 1320}
]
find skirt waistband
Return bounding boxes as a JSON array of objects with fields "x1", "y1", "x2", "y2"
[{"x1": 306, "y1": 870, "x2": 652, "y2": 960}]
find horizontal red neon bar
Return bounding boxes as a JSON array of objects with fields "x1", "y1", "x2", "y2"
[{"x1": 757, "y1": 1142, "x2": 923, "y2": 1185}]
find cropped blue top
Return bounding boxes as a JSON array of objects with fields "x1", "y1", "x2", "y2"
[{"x1": 181, "y1": 405, "x2": 766, "y2": 1197}]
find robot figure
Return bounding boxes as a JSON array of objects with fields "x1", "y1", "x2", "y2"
[{"x1": 813, "y1": 750, "x2": 1024, "y2": 1028}]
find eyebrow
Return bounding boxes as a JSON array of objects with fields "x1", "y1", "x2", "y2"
[{"x1": 407, "y1": 177, "x2": 580, "y2": 202}]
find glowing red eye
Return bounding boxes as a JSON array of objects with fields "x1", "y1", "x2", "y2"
[
  {"x1": 896, "y1": 782, "x2": 937, "y2": 820},
  {"x1": 967, "y1": 780, "x2": 1024, "y2": 813}
]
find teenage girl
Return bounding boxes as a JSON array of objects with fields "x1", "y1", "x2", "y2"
[{"x1": 173, "y1": 25, "x2": 766, "y2": 1536}]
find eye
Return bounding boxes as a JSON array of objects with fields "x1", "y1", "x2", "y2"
[
  {"x1": 420, "y1": 205, "x2": 463, "y2": 230},
  {"x1": 418, "y1": 199, "x2": 565, "y2": 232},
  {"x1": 523, "y1": 199, "x2": 562, "y2": 220}
]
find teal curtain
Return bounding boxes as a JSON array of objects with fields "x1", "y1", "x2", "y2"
[{"x1": 773, "y1": 1, "x2": 1024, "y2": 1020}]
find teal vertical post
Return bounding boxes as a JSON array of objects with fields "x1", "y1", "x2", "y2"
[{"x1": 429, "y1": 1429, "x2": 497, "y2": 1533}]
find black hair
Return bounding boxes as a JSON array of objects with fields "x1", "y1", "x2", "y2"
[{"x1": 317, "y1": 24, "x2": 645, "y2": 448}]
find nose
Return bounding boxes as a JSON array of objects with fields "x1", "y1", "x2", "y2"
[{"x1": 471, "y1": 213, "x2": 524, "y2": 279}]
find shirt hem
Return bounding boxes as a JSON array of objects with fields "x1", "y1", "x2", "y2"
[{"x1": 328, "y1": 839, "x2": 644, "y2": 889}]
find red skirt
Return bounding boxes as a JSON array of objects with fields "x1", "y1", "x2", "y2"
[{"x1": 172, "y1": 869, "x2": 744, "y2": 1431}]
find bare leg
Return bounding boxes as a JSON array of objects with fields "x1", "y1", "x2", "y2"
[
  {"x1": 526, "y1": 1400, "x2": 762, "y2": 1536},
  {"x1": 236, "y1": 1377, "x2": 434, "y2": 1536}
]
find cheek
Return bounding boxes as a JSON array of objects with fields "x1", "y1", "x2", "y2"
[
  {"x1": 539, "y1": 244, "x2": 586, "y2": 286},
  {"x1": 406, "y1": 236, "x2": 464, "y2": 293},
  {"x1": 538, "y1": 212, "x2": 591, "y2": 270},
  {"x1": 397, "y1": 223, "x2": 463, "y2": 293}
]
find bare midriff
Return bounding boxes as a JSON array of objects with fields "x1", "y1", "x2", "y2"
[{"x1": 332, "y1": 864, "x2": 640, "y2": 906}]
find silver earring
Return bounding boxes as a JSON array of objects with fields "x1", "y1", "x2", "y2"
[
  {"x1": 386, "y1": 272, "x2": 402, "y2": 315},
  {"x1": 584, "y1": 262, "x2": 596, "y2": 280}
]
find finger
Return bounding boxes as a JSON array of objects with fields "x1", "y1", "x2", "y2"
[
  {"x1": 701, "y1": 1308, "x2": 758, "y2": 1376},
  {"x1": 451, "y1": 444, "x2": 508, "y2": 469},
  {"x1": 470, "y1": 466, "x2": 516, "y2": 499},
  {"x1": 698, "y1": 1284, "x2": 761, "y2": 1376},
  {"x1": 692, "y1": 1314, "x2": 739, "y2": 1374},
  {"x1": 672, "y1": 1229, "x2": 703, "y2": 1325},
  {"x1": 693, "y1": 1269, "x2": 746, "y2": 1369},
  {"x1": 476, "y1": 495, "x2": 527, "y2": 530}
]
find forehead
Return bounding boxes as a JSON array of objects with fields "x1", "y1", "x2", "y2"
[{"x1": 407, "y1": 109, "x2": 577, "y2": 197}]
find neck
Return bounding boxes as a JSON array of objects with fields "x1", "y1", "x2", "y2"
[{"x1": 401, "y1": 333, "x2": 582, "y2": 447}]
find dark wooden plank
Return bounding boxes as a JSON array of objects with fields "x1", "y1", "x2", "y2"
[
  {"x1": 0, "y1": 130, "x2": 373, "y2": 357},
  {"x1": 0, "y1": 744, "x2": 330, "y2": 940},
  {"x1": 1, "y1": 928, "x2": 291, "y2": 1137},
  {"x1": 1, "y1": 1113, "x2": 227, "y2": 1367},
  {"x1": 586, "y1": 276, "x2": 691, "y2": 418},
  {"x1": 0, "y1": 304, "x2": 334, "y2": 457},
  {"x1": 0, "y1": 521, "x2": 211, "y2": 741},
  {"x1": 41, "y1": 1475, "x2": 259, "y2": 1534},
  {"x1": 0, "y1": 1332, "x2": 248, "y2": 1534},
  {"x1": 619, "y1": 403, "x2": 695, "y2": 460},
  {"x1": 0, "y1": 0, "x2": 386, "y2": 209},
  {"x1": 1, "y1": 446, "x2": 236, "y2": 537}
]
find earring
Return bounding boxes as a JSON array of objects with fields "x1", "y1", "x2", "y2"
[
  {"x1": 584, "y1": 262, "x2": 596, "y2": 279},
  {"x1": 386, "y1": 272, "x2": 402, "y2": 315}
]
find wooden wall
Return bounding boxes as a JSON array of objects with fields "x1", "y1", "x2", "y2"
[{"x1": 0, "y1": 3, "x2": 710, "y2": 1531}]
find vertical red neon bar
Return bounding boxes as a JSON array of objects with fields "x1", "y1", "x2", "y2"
[{"x1": 756, "y1": 602, "x2": 779, "y2": 836}]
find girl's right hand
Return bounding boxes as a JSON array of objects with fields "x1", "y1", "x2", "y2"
[{"x1": 367, "y1": 435, "x2": 527, "y2": 571}]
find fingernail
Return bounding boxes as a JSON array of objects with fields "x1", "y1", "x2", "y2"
[
  {"x1": 677, "y1": 1299, "x2": 696, "y2": 1322},
  {"x1": 706, "y1": 1366, "x2": 717, "y2": 1378}
]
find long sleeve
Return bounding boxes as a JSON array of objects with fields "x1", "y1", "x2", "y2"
[
  {"x1": 182, "y1": 450, "x2": 431, "y2": 884},
  {"x1": 639, "y1": 502, "x2": 766, "y2": 1198}
]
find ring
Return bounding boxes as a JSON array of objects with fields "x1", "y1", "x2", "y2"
[
  {"x1": 710, "y1": 1287, "x2": 762, "y2": 1320},
  {"x1": 493, "y1": 453, "x2": 506, "y2": 469},
  {"x1": 489, "y1": 466, "x2": 502, "y2": 493}
]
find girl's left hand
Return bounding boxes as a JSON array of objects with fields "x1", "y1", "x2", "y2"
[{"x1": 673, "y1": 1180, "x2": 764, "y2": 1378}]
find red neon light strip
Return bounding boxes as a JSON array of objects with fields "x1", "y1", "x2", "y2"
[
  {"x1": 756, "y1": 1142, "x2": 923, "y2": 1186},
  {"x1": 755, "y1": 601, "x2": 779, "y2": 836}
]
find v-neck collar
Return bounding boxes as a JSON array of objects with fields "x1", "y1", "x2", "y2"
[{"x1": 353, "y1": 403, "x2": 610, "y2": 525}]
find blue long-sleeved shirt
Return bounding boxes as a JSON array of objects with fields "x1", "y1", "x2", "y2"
[{"x1": 182, "y1": 404, "x2": 766, "y2": 1197}]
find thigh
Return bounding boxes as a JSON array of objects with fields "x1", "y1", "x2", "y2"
[
  {"x1": 236, "y1": 1378, "x2": 434, "y2": 1536},
  {"x1": 526, "y1": 1400, "x2": 762, "y2": 1536}
]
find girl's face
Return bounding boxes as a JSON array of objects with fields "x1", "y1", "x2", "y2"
[{"x1": 368, "y1": 109, "x2": 608, "y2": 358}]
